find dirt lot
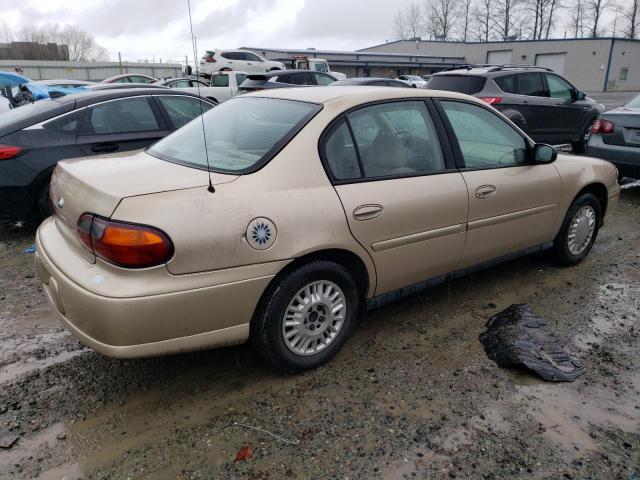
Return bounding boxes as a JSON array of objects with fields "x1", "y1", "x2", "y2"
[{"x1": 0, "y1": 187, "x2": 639, "y2": 480}]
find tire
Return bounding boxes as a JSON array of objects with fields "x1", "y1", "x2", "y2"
[
  {"x1": 37, "y1": 180, "x2": 52, "y2": 219},
  {"x1": 552, "y1": 193, "x2": 601, "y2": 266},
  {"x1": 250, "y1": 260, "x2": 360, "y2": 373},
  {"x1": 571, "y1": 120, "x2": 594, "y2": 154}
]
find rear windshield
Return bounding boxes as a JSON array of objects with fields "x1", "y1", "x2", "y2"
[
  {"x1": 428, "y1": 75, "x2": 486, "y2": 95},
  {"x1": 625, "y1": 95, "x2": 640, "y2": 108},
  {"x1": 148, "y1": 97, "x2": 321, "y2": 173}
]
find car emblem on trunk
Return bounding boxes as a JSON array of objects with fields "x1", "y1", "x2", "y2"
[{"x1": 56, "y1": 197, "x2": 64, "y2": 209}]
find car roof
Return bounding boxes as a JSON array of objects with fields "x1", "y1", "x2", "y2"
[
  {"x1": 102, "y1": 74, "x2": 157, "y2": 82},
  {"x1": 434, "y1": 65, "x2": 551, "y2": 76},
  {"x1": 53, "y1": 87, "x2": 205, "y2": 107},
  {"x1": 247, "y1": 85, "x2": 482, "y2": 107}
]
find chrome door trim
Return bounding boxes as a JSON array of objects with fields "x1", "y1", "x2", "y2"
[
  {"x1": 371, "y1": 223, "x2": 466, "y2": 252},
  {"x1": 467, "y1": 204, "x2": 557, "y2": 230}
]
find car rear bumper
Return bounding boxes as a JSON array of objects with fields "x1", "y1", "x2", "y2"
[
  {"x1": 35, "y1": 217, "x2": 285, "y2": 358},
  {"x1": 587, "y1": 136, "x2": 640, "y2": 178}
]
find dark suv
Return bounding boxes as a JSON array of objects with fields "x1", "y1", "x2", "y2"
[{"x1": 427, "y1": 65, "x2": 604, "y2": 153}]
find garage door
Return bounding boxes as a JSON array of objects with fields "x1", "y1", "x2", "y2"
[
  {"x1": 535, "y1": 53, "x2": 566, "y2": 75},
  {"x1": 487, "y1": 50, "x2": 513, "y2": 65}
]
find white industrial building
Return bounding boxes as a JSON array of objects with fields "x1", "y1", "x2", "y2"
[{"x1": 250, "y1": 37, "x2": 640, "y2": 92}]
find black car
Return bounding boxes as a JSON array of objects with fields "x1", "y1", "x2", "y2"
[
  {"x1": 238, "y1": 70, "x2": 339, "y2": 93},
  {"x1": 0, "y1": 88, "x2": 214, "y2": 222},
  {"x1": 330, "y1": 78, "x2": 412, "y2": 88},
  {"x1": 427, "y1": 65, "x2": 604, "y2": 152}
]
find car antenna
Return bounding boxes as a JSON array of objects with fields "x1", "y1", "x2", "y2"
[{"x1": 187, "y1": 0, "x2": 215, "y2": 193}]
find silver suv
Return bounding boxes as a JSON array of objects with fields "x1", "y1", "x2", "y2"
[{"x1": 428, "y1": 65, "x2": 605, "y2": 153}]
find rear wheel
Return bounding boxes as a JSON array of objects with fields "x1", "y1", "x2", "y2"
[
  {"x1": 552, "y1": 193, "x2": 601, "y2": 265},
  {"x1": 37, "y1": 180, "x2": 52, "y2": 219},
  {"x1": 251, "y1": 261, "x2": 360, "y2": 372}
]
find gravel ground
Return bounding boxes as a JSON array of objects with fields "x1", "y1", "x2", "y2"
[{"x1": 0, "y1": 187, "x2": 639, "y2": 480}]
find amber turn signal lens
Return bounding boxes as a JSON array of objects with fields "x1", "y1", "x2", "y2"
[{"x1": 77, "y1": 214, "x2": 173, "y2": 268}]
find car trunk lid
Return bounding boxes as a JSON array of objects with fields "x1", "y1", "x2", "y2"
[
  {"x1": 50, "y1": 149, "x2": 237, "y2": 262},
  {"x1": 600, "y1": 107, "x2": 640, "y2": 147}
]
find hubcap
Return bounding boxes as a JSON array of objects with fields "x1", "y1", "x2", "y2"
[
  {"x1": 282, "y1": 280, "x2": 346, "y2": 356},
  {"x1": 567, "y1": 206, "x2": 596, "y2": 255}
]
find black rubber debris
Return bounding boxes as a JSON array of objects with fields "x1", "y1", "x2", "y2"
[{"x1": 479, "y1": 304, "x2": 585, "y2": 382}]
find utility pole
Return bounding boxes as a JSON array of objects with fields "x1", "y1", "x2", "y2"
[{"x1": 118, "y1": 51, "x2": 122, "y2": 74}]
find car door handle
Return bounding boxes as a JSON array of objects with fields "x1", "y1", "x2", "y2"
[
  {"x1": 353, "y1": 204, "x2": 383, "y2": 221},
  {"x1": 91, "y1": 143, "x2": 119, "y2": 153},
  {"x1": 475, "y1": 185, "x2": 497, "y2": 199}
]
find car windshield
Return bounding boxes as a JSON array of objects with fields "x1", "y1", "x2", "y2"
[
  {"x1": 625, "y1": 95, "x2": 640, "y2": 108},
  {"x1": 428, "y1": 75, "x2": 486, "y2": 94},
  {"x1": 148, "y1": 97, "x2": 321, "y2": 173}
]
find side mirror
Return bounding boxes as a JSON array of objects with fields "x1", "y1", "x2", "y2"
[
  {"x1": 533, "y1": 143, "x2": 557, "y2": 163},
  {"x1": 575, "y1": 90, "x2": 586, "y2": 101}
]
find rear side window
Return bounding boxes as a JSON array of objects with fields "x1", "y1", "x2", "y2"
[
  {"x1": 494, "y1": 75, "x2": 517, "y2": 93},
  {"x1": 43, "y1": 109, "x2": 84, "y2": 134},
  {"x1": 211, "y1": 75, "x2": 230, "y2": 87},
  {"x1": 157, "y1": 96, "x2": 213, "y2": 129},
  {"x1": 428, "y1": 75, "x2": 486, "y2": 94},
  {"x1": 148, "y1": 97, "x2": 321, "y2": 173},
  {"x1": 345, "y1": 101, "x2": 445, "y2": 179},
  {"x1": 288, "y1": 73, "x2": 315, "y2": 85},
  {"x1": 440, "y1": 101, "x2": 527, "y2": 168},
  {"x1": 85, "y1": 97, "x2": 159, "y2": 134},
  {"x1": 235, "y1": 73, "x2": 248, "y2": 85},
  {"x1": 517, "y1": 73, "x2": 546, "y2": 96},
  {"x1": 324, "y1": 121, "x2": 361, "y2": 180}
]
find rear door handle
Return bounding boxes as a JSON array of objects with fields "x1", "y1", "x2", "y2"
[
  {"x1": 353, "y1": 204, "x2": 383, "y2": 221},
  {"x1": 475, "y1": 185, "x2": 497, "y2": 199},
  {"x1": 91, "y1": 142, "x2": 119, "y2": 153}
]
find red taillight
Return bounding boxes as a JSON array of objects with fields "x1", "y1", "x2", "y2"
[
  {"x1": 0, "y1": 144, "x2": 22, "y2": 160},
  {"x1": 479, "y1": 97, "x2": 502, "y2": 105},
  {"x1": 77, "y1": 214, "x2": 173, "y2": 268},
  {"x1": 591, "y1": 119, "x2": 614, "y2": 134}
]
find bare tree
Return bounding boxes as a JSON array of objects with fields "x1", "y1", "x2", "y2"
[
  {"x1": 406, "y1": 2, "x2": 428, "y2": 38},
  {"x1": 619, "y1": 0, "x2": 639, "y2": 38},
  {"x1": 568, "y1": 0, "x2": 586, "y2": 37},
  {"x1": 585, "y1": 0, "x2": 608, "y2": 36},
  {"x1": 493, "y1": 0, "x2": 521, "y2": 39},
  {"x1": 426, "y1": 0, "x2": 459, "y2": 39},
  {"x1": 460, "y1": 0, "x2": 474, "y2": 40},
  {"x1": 14, "y1": 24, "x2": 108, "y2": 61},
  {"x1": 474, "y1": 0, "x2": 495, "y2": 40},
  {"x1": 544, "y1": 0, "x2": 561, "y2": 37},
  {"x1": 0, "y1": 20, "x2": 12, "y2": 44},
  {"x1": 523, "y1": 0, "x2": 557, "y2": 39},
  {"x1": 394, "y1": 9, "x2": 408, "y2": 39}
]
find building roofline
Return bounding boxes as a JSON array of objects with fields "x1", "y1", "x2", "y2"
[{"x1": 241, "y1": 46, "x2": 464, "y2": 61}]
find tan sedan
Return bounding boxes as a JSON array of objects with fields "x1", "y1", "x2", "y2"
[{"x1": 35, "y1": 87, "x2": 620, "y2": 372}]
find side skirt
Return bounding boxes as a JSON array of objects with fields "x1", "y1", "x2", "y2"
[{"x1": 366, "y1": 242, "x2": 554, "y2": 311}]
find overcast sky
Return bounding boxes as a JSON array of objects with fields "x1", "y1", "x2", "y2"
[{"x1": 2, "y1": 0, "x2": 416, "y2": 63}]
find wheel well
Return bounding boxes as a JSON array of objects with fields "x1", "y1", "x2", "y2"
[
  {"x1": 575, "y1": 183, "x2": 608, "y2": 224},
  {"x1": 271, "y1": 249, "x2": 370, "y2": 297}
]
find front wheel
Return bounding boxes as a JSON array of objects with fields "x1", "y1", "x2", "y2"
[
  {"x1": 552, "y1": 193, "x2": 601, "y2": 265},
  {"x1": 251, "y1": 261, "x2": 360, "y2": 372},
  {"x1": 571, "y1": 121, "x2": 594, "y2": 154}
]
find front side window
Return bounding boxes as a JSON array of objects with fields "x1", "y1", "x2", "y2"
[
  {"x1": 235, "y1": 73, "x2": 248, "y2": 86},
  {"x1": 157, "y1": 96, "x2": 213, "y2": 129},
  {"x1": 148, "y1": 97, "x2": 321, "y2": 173},
  {"x1": 546, "y1": 74, "x2": 574, "y2": 100},
  {"x1": 517, "y1": 73, "x2": 546, "y2": 97},
  {"x1": 86, "y1": 97, "x2": 159, "y2": 134},
  {"x1": 347, "y1": 101, "x2": 445, "y2": 178},
  {"x1": 211, "y1": 75, "x2": 230, "y2": 87},
  {"x1": 440, "y1": 101, "x2": 527, "y2": 168},
  {"x1": 289, "y1": 73, "x2": 315, "y2": 85}
]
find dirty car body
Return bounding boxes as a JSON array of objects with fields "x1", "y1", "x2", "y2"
[{"x1": 35, "y1": 87, "x2": 620, "y2": 372}]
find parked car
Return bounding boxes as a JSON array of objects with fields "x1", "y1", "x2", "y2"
[
  {"x1": 1, "y1": 72, "x2": 57, "y2": 105},
  {"x1": 396, "y1": 75, "x2": 428, "y2": 88},
  {"x1": 0, "y1": 88, "x2": 215, "y2": 222},
  {"x1": 330, "y1": 78, "x2": 411, "y2": 88},
  {"x1": 200, "y1": 50, "x2": 285, "y2": 75},
  {"x1": 289, "y1": 56, "x2": 347, "y2": 80},
  {"x1": 35, "y1": 87, "x2": 619, "y2": 372},
  {"x1": 88, "y1": 83, "x2": 169, "y2": 91},
  {"x1": 36, "y1": 79, "x2": 96, "y2": 89},
  {"x1": 586, "y1": 94, "x2": 640, "y2": 178},
  {"x1": 427, "y1": 65, "x2": 604, "y2": 153},
  {"x1": 156, "y1": 72, "x2": 248, "y2": 104},
  {"x1": 101, "y1": 74, "x2": 158, "y2": 84},
  {"x1": 238, "y1": 70, "x2": 339, "y2": 93}
]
